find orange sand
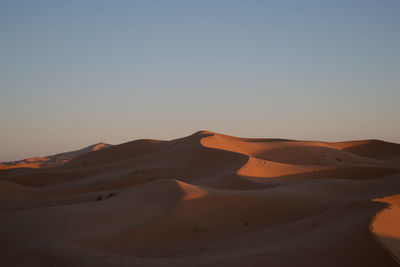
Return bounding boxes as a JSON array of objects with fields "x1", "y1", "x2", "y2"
[{"x1": 0, "y1": 131, "x2": 399, "y2": 266}]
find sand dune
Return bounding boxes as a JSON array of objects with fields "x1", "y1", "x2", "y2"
[
  {"x1": 372, "y1": 194, "x2": 400, "y2": 262},
  {"x1": 0, "y1": 142, "x2": 112, "y2": 170},
  {"x1": 0, "y1": 131, "x2": 399, "y2": 266}
]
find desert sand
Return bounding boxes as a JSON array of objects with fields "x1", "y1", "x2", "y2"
[
  {"x1": 0, "y1": 131, "x2": 399, "y2": 266},
  {"x1": 0, "y1": 143, "x2": 111, "y2": 170}
]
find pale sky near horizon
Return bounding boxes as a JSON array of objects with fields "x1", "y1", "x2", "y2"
[{"x1": 1, "y1": 0, "x2": 399, "y2": 161}]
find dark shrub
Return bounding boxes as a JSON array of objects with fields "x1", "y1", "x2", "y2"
[
  {"x1": 107, "y1": 192, "x2": 117, "y2": 198},
  {"x1": 193, "y1": 226, "x2": 202, "y2": 233}
]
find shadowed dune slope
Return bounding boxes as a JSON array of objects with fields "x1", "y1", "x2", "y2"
[
  {"x1": 0, "y1": 131, "x2": 400, "y2": 266},
  {"x1": 341, "y1": 140, "x2": 400, "y2": 160}
]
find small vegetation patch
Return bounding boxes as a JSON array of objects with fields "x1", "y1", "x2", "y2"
[
  {"x1": 107, "y1": 192, "x2": 117, "y2": 198},
  {"x1": 193, "y1": 226, "x2": 202, "y2": 233}
]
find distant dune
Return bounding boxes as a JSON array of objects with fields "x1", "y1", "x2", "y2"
[
  {"x1": 0, "y1": 131, "x2": 399, "y2": 266},
  {"x1": 0, "y1": 142, "x2": 112, "y2": 170}
]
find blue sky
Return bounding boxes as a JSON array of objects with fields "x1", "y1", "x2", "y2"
[{"x1": 1, "y1": 0, "x2": 399, "y2": 161}]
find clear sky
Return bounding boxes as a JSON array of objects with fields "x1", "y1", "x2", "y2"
[{"x1": 1, "y1": 0, "x2": 399, "y2": 161}]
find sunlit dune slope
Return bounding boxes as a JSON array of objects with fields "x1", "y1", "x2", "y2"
[{"x1": 372, "y1": 194, "x2": 400, "y2": 262}]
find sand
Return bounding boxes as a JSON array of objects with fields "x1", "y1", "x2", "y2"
[
  {"x1": 372, "y1": 194, "x2": 400, "y2": 263},
  {"x1": 0, "y1": 142, "x2": 111, "y2": 170},
  {"x1": 0, "y1": 131, "x2": 399, "y2": 266}
]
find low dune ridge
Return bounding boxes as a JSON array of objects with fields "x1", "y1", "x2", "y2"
[
  {"x1": 0, "y1": 131, "x2": 400, "y2": 266},
  {"x1": 0, "y1": 142, "x2": 112, "y2": 170}
]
